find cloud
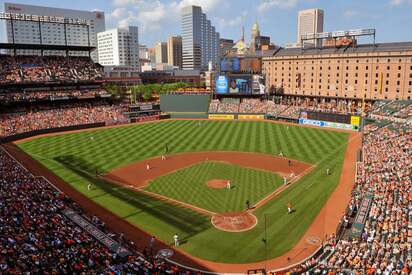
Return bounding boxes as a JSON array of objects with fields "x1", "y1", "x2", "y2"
[
  {"x1": 389, "y1": 0, "x2": 412, "y2": 5},
  {"x1": 217, "y1": 10, "x2": 248, "y2": 28},
  {"x1": 178, "y1": 0, "x2": 220, "y2": 12},
  {"x1": 108, "y1": 0, "x2": 222, "y2": 35},
  {"x1": 257, "y1": 0, "x2": 298, "y2": 12},
  {"x1": 343, "y1": 10, "x2": 358, "y2": 17}
]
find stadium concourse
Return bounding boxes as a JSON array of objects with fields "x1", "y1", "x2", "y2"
[{"x1": 0, "y1": 53, "x2": 411, "y2": 274}]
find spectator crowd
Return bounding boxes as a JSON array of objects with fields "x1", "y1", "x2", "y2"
[
  {"x1": 208, "y1": 96, "x2": 370, "y2": 119},
  {"x1": 0, "y1": 102, "x2": 127, "y2": 137},
  {"x1": 0, "y1": 89, "x2": 109, "y2": 104},
  {"x1": 0, "y1": 55, "x2": 103, "y2": 84},
  {"x1": 0, "y1": 148, "x2": 203, "y2": 274},
  {"x1": 295, "y1": 121, "x2": 412, "y2": 274}
]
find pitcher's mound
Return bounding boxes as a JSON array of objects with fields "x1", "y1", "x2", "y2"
[
  {"x1": 211, "y1": 212, "x2": 257, "y2": 232},
  {"x1": 207, "y1": 179, "x2": 228, "y2": 189}
]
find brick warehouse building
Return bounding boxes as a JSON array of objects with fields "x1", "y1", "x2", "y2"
[{"x1": 262, "y1": 42, "x2": 412, "y2": 100}]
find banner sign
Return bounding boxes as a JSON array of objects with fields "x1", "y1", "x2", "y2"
[
  {"x1": 238, "y1": 115, "x2": 264, "y2": 120},
  {"x1": 139, "y1": 104, "x2": 153, "y2": 111},
  {"x1": 62, "y1": 209, "x2": 131, "y2": 258},
  {"x1": 208, "y1": 114, "x2": 234, "y2": 120},
  {"x1": 349, "y1": 193, "x2": 373, "y2": 239},
  {"x1": 299, "y1": 118, "x2": 358, "y2": 131},
  {"x1": 215, "y1": 76, "x2": 229, "y2": 94},
  {"x1": 350, "y1": 116, "x2": 360, "y2": 126}
]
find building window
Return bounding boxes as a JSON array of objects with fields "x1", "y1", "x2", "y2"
[
  {"x1": 397, "y1": 80, "x2": 400, "y2": 85},
  {"x1": 387, "y1": 66, "x2": 390, "y2": 70},
  {"x1": 386, "y1": 80, "x2": 389, "y2": 85},
  {"x1": 398, "y1": 66, "x2": 401, "y2": 70},
  {"x1": 366, "y1": 66, "x2": 368, "y2": 70}
]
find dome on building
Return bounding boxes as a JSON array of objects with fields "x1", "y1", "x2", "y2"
[{"x1": 233, "y1": 39, "x2": 248, "y2": 55}]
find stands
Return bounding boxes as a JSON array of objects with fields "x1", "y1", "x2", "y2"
[
  {"x1": 0, "y1": 148, "x2": 200, "y2": 274},
  {"x1": 0, "y1": 101, "x2": 127, "y2": 137},
  {"x1": 320, "y1": 122, "x2": 412, "y2": 273},
  {"x1": 0, "y1": 55, "x2": 103, "y2": 85}
]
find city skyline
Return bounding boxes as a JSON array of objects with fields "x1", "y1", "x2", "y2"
[{"x1": 1, "y1": 0, "x2": 412, "y2": 48}]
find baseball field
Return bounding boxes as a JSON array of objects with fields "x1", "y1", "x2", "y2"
[{"x1": 16, "y1": 120, "x2": 351, "y2": 265}]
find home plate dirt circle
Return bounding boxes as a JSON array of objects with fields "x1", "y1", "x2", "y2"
[
  {"x1": 211, "y1": 212, "x2": 257, "y2": 232},
  {"x1": 206, "y1": 179, "x2": 228, "y2": 189}
]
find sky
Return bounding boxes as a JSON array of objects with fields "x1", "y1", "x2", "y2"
[{"x1": 1, "y1": 0, "x2": 412, "y2": 47}]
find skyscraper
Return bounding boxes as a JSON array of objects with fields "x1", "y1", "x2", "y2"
[
  {"x1": 97, "y1": 26, "x2": 139, "y2": 70},
  {"x1": 4, "y1": 2, "x2": 105, "y2": 62},
  {"x1": 155, "y1": 42, "x2": 168, "y2": 64},
  {"x1": 297, "y1": 8, "x2": 324, "y2": 46},
  {"x1": 181, "y1": 5, "x2": 220, "y2": 71},
  {"x1": 167, "y1": 36, "x2": 183, "y2": 69}
]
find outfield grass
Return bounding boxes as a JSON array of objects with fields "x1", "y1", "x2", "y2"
[
  {"x1": 145, "y1": 161, "x2": 283, "y2": 213},
  {"x1": 17, "y1": 120, "x2": 349, "y2": 263}
]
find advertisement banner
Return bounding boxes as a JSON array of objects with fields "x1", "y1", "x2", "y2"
[
  {"x1": 209, "y1": 114, "x2": 234, "y2": 120},
  {"x1": 350, "y1": 116, "x2": 360, "y2": 126},
  {"x1": 238, "y1": 115, "x2": 265, "y2": 120},
  {"x1": 299, "y1": 118, "x2": 357, "y2": 131},
  {"x1": 215, "y1": 76, "x2": 229, "y2": 94}
]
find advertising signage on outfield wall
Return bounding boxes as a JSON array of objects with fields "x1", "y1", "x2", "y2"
[
  {"x1": 238, "y1": 115, "x2": 265, "y2": 120},
  {"x1": 208, "y1": 114, "x2": 235, "y2": 120},
  {"x1": 299, "y1": 118, "x2": 358, "y2": 131}
]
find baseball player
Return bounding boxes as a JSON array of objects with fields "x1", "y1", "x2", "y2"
[
  {"x1": 287, "y1": 202, "x2": 293, "y2": 214},
  {"x1": 87, "y1": 183, "x2": 92, "y2": 191},
  {"x1": 161, "y1": 155, "x2": 166, "y2": 160},
  {"x1": 173, "y1": 233, "x2": 179, "y2": 247},
  {"x1": 146, "y1": 162, "x2": 150, "y2": 170},
  {"x1": 226, "y1": 180, "x2": 231, "y2": 189},
  {"x1": 283, "y1": 177, "x2": 288, "y2": 185},
  {"x1": 278, "y1": 151, "x2": 283, "y2": 157},
  {"x1": 326, "y1": 168, "x2": 330, "y2": 175}
]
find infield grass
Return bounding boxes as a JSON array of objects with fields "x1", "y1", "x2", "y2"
[
  {"x1": 145, "y1": 161, "x2": 283, "y2": 213},
  {"x1": 17, "y1": 120, "x2": 349, "y2": 263}
]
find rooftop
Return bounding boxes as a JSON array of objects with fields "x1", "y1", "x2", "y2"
[{"x1": 267, "y1": 42, "x2": 412, "y2": 58}]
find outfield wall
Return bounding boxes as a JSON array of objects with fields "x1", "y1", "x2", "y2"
[{"x1": 160, "y1": 94, "x2": 210, "y2": 113}]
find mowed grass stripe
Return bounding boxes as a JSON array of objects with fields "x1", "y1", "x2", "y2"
[
  {"x1": 18, "y1": 120, "x2": 350, "y2": 263},
  {"x1": 145, "y1": 161, "x2": 283, "y2": 213}
]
